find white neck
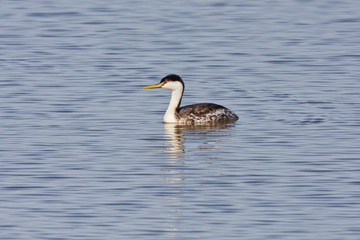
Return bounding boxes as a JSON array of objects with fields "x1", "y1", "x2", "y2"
[{"x1": 163, "y1": 86, "x2": 183, "y2": 123}]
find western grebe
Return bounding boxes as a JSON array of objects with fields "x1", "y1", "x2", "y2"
[{"x1": 142, "y1": 74, "x2": 238, "y2": 124}]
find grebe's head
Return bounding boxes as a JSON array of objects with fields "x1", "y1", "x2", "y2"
[{"x1": 142, "y1": 74, "x2": 184, "y2": 92}]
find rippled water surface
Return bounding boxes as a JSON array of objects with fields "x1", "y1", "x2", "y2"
[{"x1": 1, "y1": 0, "x2": 360, "y2": 239}]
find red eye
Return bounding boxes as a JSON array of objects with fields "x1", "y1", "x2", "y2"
[{"x1": 164, "y1": 81, "x2": 167, "y2": 84}]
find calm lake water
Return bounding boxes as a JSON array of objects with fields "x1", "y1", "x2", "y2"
[{"x1": 1, "y1": 0, "x2": 360, "y2": 239}]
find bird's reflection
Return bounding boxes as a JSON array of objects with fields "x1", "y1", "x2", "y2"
[
  {"x1": 163, "y1": 122, "x2": 235, "y2": 155},
  {"x1": 160, "y1": 122, "x2": 236, "y2": 239},
  {"x1": 161, "y1": 122, "x2": 236, "y2": 181}
]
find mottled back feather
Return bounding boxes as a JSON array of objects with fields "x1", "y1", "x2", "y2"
[{"x1": 177, "y1": 103, "x2": 238, "y2": 123}]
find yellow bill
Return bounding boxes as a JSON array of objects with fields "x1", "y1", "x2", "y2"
[{"x1": 142, "y1": 82, "x2": 164, "y2": 89}]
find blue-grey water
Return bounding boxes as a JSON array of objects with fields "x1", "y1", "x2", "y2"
[{"x1": 1, "y1": 0, "x2": 360, "y2": 239}]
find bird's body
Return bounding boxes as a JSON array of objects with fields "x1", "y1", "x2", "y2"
[
  {"x1": 142, "y1": 74, "x2": 238, "y2": 124},
  {"x1": 177, "y1": 103, "x2": 238, "y2": 124}
]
